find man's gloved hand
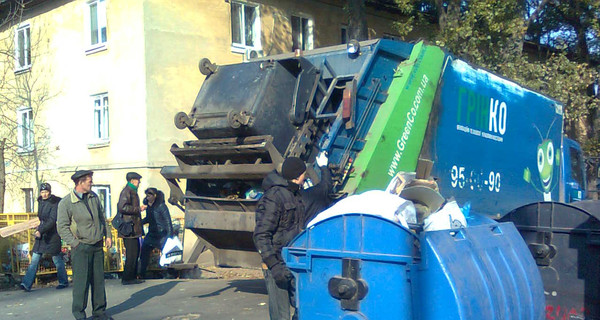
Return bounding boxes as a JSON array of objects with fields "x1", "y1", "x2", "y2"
[
  {"x1": 316, "y1": 151, "x2": 328, "y2": 167},
  {"x1": 271, "y1": 262, "x2": 293, "y2": 289}
]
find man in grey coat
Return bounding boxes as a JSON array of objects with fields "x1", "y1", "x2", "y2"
[{"x1": 57, "y1": 170, "x2": 113, "y2": 320}]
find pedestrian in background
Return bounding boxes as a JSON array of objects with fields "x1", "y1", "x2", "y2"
[
  {"x1": 57, "y1": 170, "x2": 113, "y2": 320},
  {"x1": 20, "y1": 182, "x2": 68, "y2": 292},
  {"x1": 139, "y1": 187, "x2": 173, "y2": 279},
  {"x1": 117, "y1": 172, "x2": 145, "y2": 285}
]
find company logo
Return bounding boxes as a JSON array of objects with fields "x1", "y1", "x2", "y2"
[{"x1": 456, "y1": 87, "x2": 506, "y2": 142}]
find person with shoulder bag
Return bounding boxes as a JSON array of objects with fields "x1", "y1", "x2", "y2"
[{"x1": 116, "y1": 172, "x2": 145, "y2": 285}]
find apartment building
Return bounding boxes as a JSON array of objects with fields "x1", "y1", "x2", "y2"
[{"x1": 1, "y1": 0, "x2": 406, "y2": 227}]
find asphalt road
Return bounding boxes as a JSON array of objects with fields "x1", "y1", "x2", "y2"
[{"x1": 1, "y1": 278, "x2": 269, "y2": 320}]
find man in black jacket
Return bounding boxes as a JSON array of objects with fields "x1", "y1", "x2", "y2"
[
  {"x1": 21, "y1": 183, "x2": 68, "y2": 291},
  {"x1": 254, "y1": 157, "x2": 307, "y2": 320}
]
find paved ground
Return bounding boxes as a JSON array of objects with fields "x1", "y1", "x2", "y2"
[{"x1": 1, "y1": 278, "x2": 269, "y2": 320}]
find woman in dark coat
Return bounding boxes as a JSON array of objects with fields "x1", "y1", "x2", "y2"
[
  {"x1": 139, "y1": 188, "x2": 173, "y2": 278},
  {"x1": 20, "y1": 183, "x2": 69, "y2": 291}
]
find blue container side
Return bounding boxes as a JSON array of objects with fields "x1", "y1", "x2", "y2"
[
  {"x1": 283, "y1": 214, "x2": 418, "y2": 320},
  {"x1": 285, "y1": 215, "x2": 544, "y2": 320},
  {"x1": 428, "y1": 57, "x2": 564, "y2": 218},
  {"x1": 414, "y1": 222, "x2": 544, "y2": 320}
]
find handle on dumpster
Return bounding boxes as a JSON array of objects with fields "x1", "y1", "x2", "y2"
[
  {"x1": 282, "y1": 247, "x2": 310, "y2": 271},
  {"x1": 328, "y1": 258, "x2": 368, "y2": 312}
]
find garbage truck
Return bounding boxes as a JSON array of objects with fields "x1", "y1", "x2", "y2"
[{"x1": 162, "y1": 39, "x2": 598, "y2": 318}]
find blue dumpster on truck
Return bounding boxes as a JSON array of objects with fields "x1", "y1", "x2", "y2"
[{"x1": 283, "y1": 214, "x2": 545, "y2": 319}]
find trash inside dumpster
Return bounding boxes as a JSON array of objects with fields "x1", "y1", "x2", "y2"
[
  {"x1": 283, "y1": 211, "x2": 545, "y2": 319},
  {"x1": 500, "y1": 202, "x2": 600, "y2": 319}
]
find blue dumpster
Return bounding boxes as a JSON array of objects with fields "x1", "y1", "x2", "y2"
[{"x1": 283, "y1": 214, "x2": 545, "y2": 319}]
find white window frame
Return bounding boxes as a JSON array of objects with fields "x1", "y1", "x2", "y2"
[
  {"x1": 16, "y1": 106, "x2": 34, "y2": 153},
  {"x1": 85, "y1": 0, "x2": 107, "y2": 54},
  {"x1": 92, "y1": 185, "x2": 112, "y2": 219},
  {"x1": 14, "y1": 23, "x2": 31, "y2": 72},
  {"x1": 90, "y1": 93, "x2": 109, "y2": 145},
  {"x1": 230, "y1": 1, "x2": 261, "y2": 53},
  {"x1": 291, "y1": 15, "x2": 314, "y2": 51}
]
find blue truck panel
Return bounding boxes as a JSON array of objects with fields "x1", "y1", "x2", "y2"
[
  {"x1": 304, "y1": 41, "x2": 415, "y2": 173},
  {"x1": 427, "y1": 57, "x2": 565, "y2": 217}
]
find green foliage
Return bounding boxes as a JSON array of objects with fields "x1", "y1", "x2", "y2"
[{"x1": 393, "y1": 0, "x2": 600, "y2": 159}]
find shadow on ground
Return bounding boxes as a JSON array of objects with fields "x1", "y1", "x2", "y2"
[
  {"x1": 106, "y1": 281, "x2": 182, "y2": 315},
  {"x1": 194, "y1": 279, "x2": 267, "y2": 298}
]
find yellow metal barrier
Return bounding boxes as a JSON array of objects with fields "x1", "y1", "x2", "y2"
[{"x1": 1, "y1": 214, "x2": 184, "y2": 279}]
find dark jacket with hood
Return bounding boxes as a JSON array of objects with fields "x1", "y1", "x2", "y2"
[
  {"x1": 142, "y1": 190, "x2": 173, "y2": 248},
  {"x1": 300, "y1": 166, "x2": 333, "y2": 226},
  {"x1": 32, "y1": 194, "x2": 62, "y2": 255},
  {"x1": 117, "y1": 184, "x2": 143, "y2": 238},
  {"x1": 253, "y1": 171, "x2": 306, "y2": 269}
]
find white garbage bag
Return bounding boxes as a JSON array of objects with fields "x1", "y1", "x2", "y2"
[
  {"x1": 159, "y1": 236, "x2": 183, "y2": 267},
  {"x1": 423, "y1": 200, "x2": 467, "y2": 232},
  {"x1": 307, "y1": 190, "x2": 417, "y2": 229}
]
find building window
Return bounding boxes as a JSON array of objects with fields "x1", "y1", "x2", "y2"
[
  {"x1": 22, "y1": 188, "x2": 33, "y2": 212},
  {"x1": 92, "y1": 185, "x2": 111, "y2": 219},
  {"x1": 341, "y1": 25, "x2": 348, "y2": 44},
  {"x1": 14, "y1": 24, "x2": 31, "y2": 71},
  {"x1": 230, "y1": 1, "x2": 261, "y2": 51},
  {"x1": 86, "y1": 0, "x2": 107, "y2": 52},
  {"x1": 291, "y1": 15, "x2": 313, "y2": 51},
  {"x1": 92, "y1": 93, "x2": 109, "y2": 143},
  {"x1": 17, "y1": 107, "x2": 34, "y2": 152}
]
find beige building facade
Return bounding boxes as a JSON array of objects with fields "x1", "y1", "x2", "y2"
[{"x1": 1, "y1": 0, "x2": 407, "y2": 260}]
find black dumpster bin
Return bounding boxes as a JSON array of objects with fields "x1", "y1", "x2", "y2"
[{"x1": 500, "y1": 202, "x2": 600, "y2": 320}]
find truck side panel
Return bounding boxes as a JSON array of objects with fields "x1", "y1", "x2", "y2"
[
  {"x1": 343, "y1": 42, "x2": 445, "y2": 193},
  {"x1": 426, "y1": 58, "x2": 564, "y2": 217}
]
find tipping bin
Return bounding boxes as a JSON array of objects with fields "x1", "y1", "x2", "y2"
[
  {"x1": 501, "y1": 202, "x2": 600, "y2": 319},
  {"x1": 283, "y1": 214, "x2": 544, "y2": 320}
]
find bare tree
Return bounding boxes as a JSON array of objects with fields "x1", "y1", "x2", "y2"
[{"x1": 0, "y1": 4, "x2": 56, "y2": 213}]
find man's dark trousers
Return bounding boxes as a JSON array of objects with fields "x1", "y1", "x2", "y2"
[
  {"x1": 263, "y1": 268, "x2": 297, "y2": 320},
  {"x1": 71, "y1": 241, "x2": 107, "y2": 319},
  {"x1": 123, "y1": 238, "x2": 139, "y2": 281}
]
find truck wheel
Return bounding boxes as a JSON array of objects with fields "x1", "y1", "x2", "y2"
[
  {"x1": 199, "y1": 58, "x2": 217, "y2": 76},
  {"x1": 174, "y1": 112, "x2": 192, "y2": 130}
]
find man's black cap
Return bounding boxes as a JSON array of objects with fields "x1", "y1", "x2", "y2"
[
  {"x1": 71, "y1": 170, "x2": 93, "y2": 182},
  {"x1": 126, "y1": 172, "x2": 142, "y2": 181},
  {"x1": 40, "y1": 183, "x2": 51, "y2": 192},
  {"x1": 282, "y1": 157, "x2": 306, "y2": 180}
]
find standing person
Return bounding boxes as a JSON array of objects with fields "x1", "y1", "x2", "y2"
[
  {"x1": 300, "y1": 152, "x2": 333, "y2": 226},
  {"x1": 139, "y1": 187, "x2": 173, "y2": 279},
  {"x1": 57, "y1": 170, "x2": 113, "y2": 320},
  {"x1": 253, "y1": 157, "x2": 307, "y2": 320},
  {"x1": 117, "y1": 172, "x2": 145, "y2": 285},
  {"x1": 20, "y1": 182, "x2": 68, "y2": 292}
]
